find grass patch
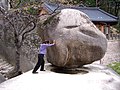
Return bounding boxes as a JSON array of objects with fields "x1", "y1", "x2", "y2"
[{"x1": 108, "y1": 62, "x2": 120, "y2": 75}]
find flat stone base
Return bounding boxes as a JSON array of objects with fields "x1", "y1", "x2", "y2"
[{"x1": 0, "y1": 63, "x2": 120, "y2": 90}]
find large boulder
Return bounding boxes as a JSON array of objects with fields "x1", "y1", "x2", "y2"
[{"x1": 38, "y1": 9, "x2": 107, "y2": 68}]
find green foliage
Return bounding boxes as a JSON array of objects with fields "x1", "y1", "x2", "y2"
[
  {"x1": 16, "y1": 0, "x2": 30, "y2": 7},
  {"x1": 85, "y1": 0, "x2": 96, "y2": 6},
  {"x1": 27, "y1": 7, "x2": 39, "y2": 15},
  {"x1": 19, "y1": 0, "x2": 30, "y2": 3},
  {"x1": 114, "y1": 23, "x2": 120, "y2": 33},
  {"x1": 13, "y1": 0, "x2": 42, "y2": 15},
  {"x1": 69, "y1": 0, "x2": 81, "y2": 5},
  {"x1": 16, "y1": 0, "x2": 40, "y2": 8},
  {"x1": 108, "y1": 62, "x2": 120, "y2": 75},
  {"x1": 58, "y1": 0, "x2": 96, "y2": 6}
]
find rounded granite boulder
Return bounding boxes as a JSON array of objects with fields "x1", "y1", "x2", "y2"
[{"x1": 38, "y1": 9, "x2": 107, "y2": 68}]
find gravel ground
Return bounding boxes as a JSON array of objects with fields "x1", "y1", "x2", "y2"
[{"x1": 101, "y1": 40, "x2": 120, "y2": 65}]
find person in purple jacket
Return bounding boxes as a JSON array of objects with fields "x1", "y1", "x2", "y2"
[{"x1": 32, "y1": 40, "x2": 55, "y2": 74}]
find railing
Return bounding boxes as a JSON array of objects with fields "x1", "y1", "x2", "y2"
[{"x1": 106, "y1": 33, "x2": 120, "y2": 40}]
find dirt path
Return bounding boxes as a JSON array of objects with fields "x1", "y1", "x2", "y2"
[{"x1": 101, "y1": 40, "x2": 120, "y2": 65}]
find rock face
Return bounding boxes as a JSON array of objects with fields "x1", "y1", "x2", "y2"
[
  {"x1": 0, "y1": 0, "x2": 10, "y2": 10},
  {"x1": 0, "y1": 74, "x2": 6, "y2": 84},
  {"x1": 39, "y1": 9, "x2": 107, "y2": 68}
]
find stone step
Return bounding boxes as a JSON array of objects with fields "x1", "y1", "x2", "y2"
[
  {"x1": 0, "y1": 61, "x2": 7, "y2": 66},
  {"x1": 0, "y1": 64, "x2": 14, "y2": 70},
  {"x1": 0, "y1": 59, "x2": 3, "y2": 62},
  {"x1": 0, "y1": 64, "x2": 12, "y2": 70},
  {"x1": 3, "y1": 64, "x2": 12, "y2": 68},
  {"x1": 0, "y1": 58, "x2": 14, "y2": 77},
  {"x1": 0, "y1": 63, "x2": 9, "y2": 68},
  {"x1": 0, "y1": 67, "x2": 14, "y2": 72},
  {"x1": 7, "y1": 66, "x2": 14, "y2": 71}
]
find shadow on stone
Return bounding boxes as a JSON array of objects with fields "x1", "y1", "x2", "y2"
[{"x1": 50, "y1": 67, "x2": 88, "y2": 74}]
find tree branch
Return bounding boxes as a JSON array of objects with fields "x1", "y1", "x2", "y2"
[
  {"x1": 18, "y1": 15, "x2": 34, "y2": 35},
  {"x1": 20, "y1": 21, "x2": 36, "y2": 46}
]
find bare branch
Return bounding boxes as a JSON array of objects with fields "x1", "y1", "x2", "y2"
[
  {"x1": 18, "y1": 15, "x2": 35, "y2": 35},
  {"x1": 0, "y1": 7, "x2": 5, "y2": 14},
  {"x1": 20, "y1": 21, "x2": 36, "y2": 46}
]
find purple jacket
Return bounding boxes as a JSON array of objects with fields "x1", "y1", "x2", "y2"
[{"x1": 39, "y1": 43, "x2": 55, "y2": 55}]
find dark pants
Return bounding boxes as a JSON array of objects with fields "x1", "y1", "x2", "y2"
[{"x1": 32, "y1": 54, "x2": 45, "y2": 72}]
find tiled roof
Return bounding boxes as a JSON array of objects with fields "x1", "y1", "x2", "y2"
[
  {"x1": 42, "y1": 3, "x2": 56, "y2": 14},
  {"x1": 43, "y1": 2, "x2": 118, "y2": 25},
  {"x1": 70, "y1": 7, "x2": 118, "y2": 22}
]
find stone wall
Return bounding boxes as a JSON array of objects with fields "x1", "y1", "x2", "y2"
[{"x1": 101, "y1": 40, "x2": 120, "y2": 65}]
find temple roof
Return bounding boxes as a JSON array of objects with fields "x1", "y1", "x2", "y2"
[{"x1": 43, "y1": 2, "x2": 118, "y2": 25}]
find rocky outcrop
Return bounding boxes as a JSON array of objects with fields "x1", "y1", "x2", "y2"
[
  {"x1": 0, "y1": 73, "x2": 6, "y2": 84},
  {"x1": 38, "y1": 9, "x2": 107, "y2": 68},
  {"x1": 0, "y1": 0, "x2": 10, "y2": 10},
  {"x1": 0, "y1": 41, "x2": 33, "y2": 73},
  {"x1": 0, "y1": 64, "x2": 120, "y2": 90}
]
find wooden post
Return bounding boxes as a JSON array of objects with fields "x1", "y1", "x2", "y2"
[
  {"x1": 107, "y1": 24, "x2": 110, "y2": 40},
  {"x1": 101, "y1": 24, "x2": 104, "y2": 33}
]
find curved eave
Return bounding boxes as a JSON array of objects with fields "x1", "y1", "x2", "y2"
[{"x1": 92, "y1": 20, "x2": 118, "y2": 25}]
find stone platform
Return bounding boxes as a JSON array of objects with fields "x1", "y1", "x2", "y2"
[{"x1": 0, "y1": 63, "x2": 120, "y2": 90}]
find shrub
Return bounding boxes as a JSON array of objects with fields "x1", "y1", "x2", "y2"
[
  {"x1": 27, "y1": 7, "x2": 39, "y2": 15},
  {"x1": 108, "y1": 62, "x2": 120, "y2": 75}
]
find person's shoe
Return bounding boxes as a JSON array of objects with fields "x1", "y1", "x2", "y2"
[
  {"x1": 32, "y1": 71, "x2": 38, "y2": 74},
  {"x1": 40, "y1": 70, "x2": 45, "y2": 71}
]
